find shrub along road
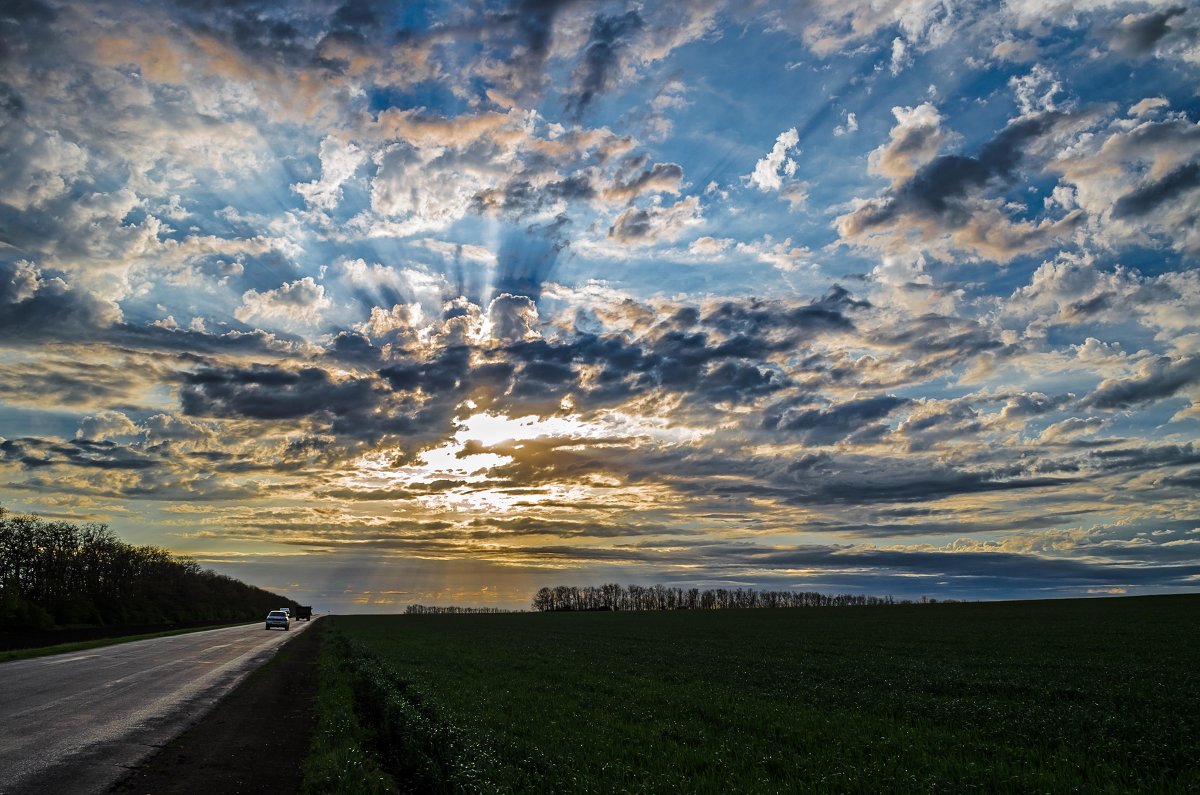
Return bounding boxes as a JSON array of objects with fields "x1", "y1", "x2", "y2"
[{"x1": 0, "y1": 619, "x2": 315, "y2": 794}]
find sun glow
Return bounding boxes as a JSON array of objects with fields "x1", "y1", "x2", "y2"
[{"x1": 336, "y1": 407, "x2": 705, "y2": 512}]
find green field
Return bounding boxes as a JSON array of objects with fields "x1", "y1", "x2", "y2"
[{"x1": 305, "y1": 595, "x2": 1200, "y2": 793}]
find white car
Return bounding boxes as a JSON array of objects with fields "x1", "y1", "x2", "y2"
[{"x1": 265, "y1": 610, "x2": 290, "y2": 630}]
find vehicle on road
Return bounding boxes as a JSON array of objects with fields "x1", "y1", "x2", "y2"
[
  {"x1": 265, "y1": 610, "x2": 290, "y2": 631},
  {"x1": 294, "y1": 605, "x2": 313, "y2": 621},
  {"x1": 279, "y1": 607, "x2": 291, "y2": 618}
]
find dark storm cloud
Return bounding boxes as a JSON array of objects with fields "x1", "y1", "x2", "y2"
[
  {"x1": 852, "y1": 112, "x2": 1068, "y2": 231},
  {"x1": 466, "y1": 516, "x2": 682, "y2": 539},
  {"x1": 0, "y1": 0, "x2": 56, "y2": 64},
  {"x1": 0, "y1": 260, "x2": 118, "y2": 341},
  {"x1": 1112, "y1": 160, "x2": 1200, "y2": 218},
  {"x1": 1089, "y1": 443, "x2": 1200, "y2": 473},
  {"x1": 502, "y1": 539, "x2": 1200, "y2": 592},
  {"x1": 1109, "y1": 6, "x2": 1192, "y2": 56},
  {"x1": 608, "y1": 206, "x2": 652, "y2": 241},
  {"x1": 764, "y1": 395, "x2": 909, "y2": 444},
  {"x1": 327, "y1": 331, "x2": 382, "y2": 365},
  {"x1": 322, "y1": 0, "x2": 382, "y2": 48},
  {"x1": 827, "y1": 507, "x2": 1105, "y2": 539},
  {"x1": 566, "y1": 9, "x2": 643, "y2": 120},
  {"x1": 703, "y1": 286, "x2": 864, "y2": 338},
  {"x1": 863, "y1": 314, "x2": 1015, "y2": 383},
  {"x1": 896, "y1": 401, "x2": 982, "y2": 452},
  {"x1": 165, "y1": 0, "x2": 370, "y2": 72},
  {"x1": 1082, "y1": 355, "x2": 1200, "y2": 409},
  {"x1": 471, "y1": 175, "x2": 596, "y2": 217},
  {"x1": 0, "y1": 437, "x2": 158, "y2": 471},
  {"x1": 605, "y1": 158, "x2": 683, "y2": 202},
  {"x1": 803, "y1": 467, "x2": 1074, "y2": 505},
  {"x1": 1160, "y1": 468, "x2": 1200, "y2": 489},
  {"x1": 180, "y1": 364, "x2": 383, "y2": 422},
  {"x1": 493, "y1": 294, "x2": 848, "y2": 410},
  {"x1": 0, "y1": 364, "x2": 135, "y2": 407},
  {"x1": 378, "y1": 345, "x2": 474, "y2": 394},
  {"x1": 488, "y1": 0, "x2": 584, "y2": 96},
  {"x1": 488, "y1": 433, "x2": 1077, "y2": 509}
]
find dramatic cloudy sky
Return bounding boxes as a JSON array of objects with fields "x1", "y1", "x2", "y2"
[{"x1": 2, "y1": 0, "x2": 1199, "y2": 610}]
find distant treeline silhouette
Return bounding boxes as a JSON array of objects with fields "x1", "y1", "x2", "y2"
[
  {"x1": 0, "y1": 508, "x2": 300, "y2": 630},
  {"x1": 532, "y1": 584, "x2": 905, "y2": 612},
  {"x1": 405, "y1": 604, "x2": 510, "y2": 614}
]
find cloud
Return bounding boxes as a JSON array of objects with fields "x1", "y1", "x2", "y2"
[
  {"x1": 748, "y1": 127, "x2": 800, "y2": 193},
  {"x1": 1009, "y1": 64, "x2": 1064, "y2": 115},
  {"x1": 0, "y1": 259, "x2": 123, "y2": 342},
  {"x1": 867, "y1": 103, "x2": 951, "y2": 182},
  {"x1": 292, "y1": 135, "x2": 364, "y2": 211},
  {"x1": 1049, "y1": 107, "x2": 1200, "y2": 254},
  {"x1": 0, "y1": 125, "x2": 88, "y2": 211},
  {"x1": 764, "y1": 394, "x2": 910, "y2": 445},
  {"x1": 1, "y1": 0, "x2": 1198, "y2": 605},
  {"x1": 1111, "y1": 160, "x2": 1200, "y2": 219},
  {"x1": 608, "y1": 195, "x2": 702, "y2": 245},
  {"x1": 839, "y1": 107, "x2": 1092, "y2": 262},
  {"x1": 602, "y1": 156, "x2": 683, "y2": 202},
  {"x1": 487, "y1": 293, "x2": 542, "y2": 342},
  {"x1": 566, "y1": 9, "x2": 643, "y2": 119},
  {"x1": 1083, "y1": 354, "x2": 1200, "y2": 409},
  {"x1": 889, "y1": 37, "x2": 912, "y2": 75},
  {"x1": 1108, "y1": 5, "x2": 1199, "y2": 62},
  {"x1": 77, "y1": 411, "x2": 141, "y2": 441},
  {"x1": 235, "y1": 277, "x2": 332, "y2": 329},
  {"x1": 180, "y1": 364, "x2": 383, "y2": 425}
]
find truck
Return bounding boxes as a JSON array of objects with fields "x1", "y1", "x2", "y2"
[{"x1": 293, "y1": 605, "x2": 313, "y2": 621}]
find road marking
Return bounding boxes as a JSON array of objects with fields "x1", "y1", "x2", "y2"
[
  {"x1": 199, "y1": 644, "x2": 231, "y2": 653},
  {"x1": 42, "y1": 654, "x2": 99, "y2": 665}
]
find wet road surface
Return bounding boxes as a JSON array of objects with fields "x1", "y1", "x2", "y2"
[{"x1": 0, "y1": 619, "x2": 313, "y2": 794}]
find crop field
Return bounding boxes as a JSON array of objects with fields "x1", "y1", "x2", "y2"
[{"x1": 305, "y1": 595, "x2": 1199, "y2": 793}]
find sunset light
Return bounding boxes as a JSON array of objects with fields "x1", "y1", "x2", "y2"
[{"x1": 0, "y1": 0, "x2": 1196, "y2": 614}]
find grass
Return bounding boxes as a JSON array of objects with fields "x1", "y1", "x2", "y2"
[
  {"x1": 309, "y1": 594, "x2": 1200, "y2": 793},
  {"x1": 303, "y1": 625, "x2": 398, "y2": 795},
  {"x1": 0, "y1": 621, "x2": 258, "y2": 663}
]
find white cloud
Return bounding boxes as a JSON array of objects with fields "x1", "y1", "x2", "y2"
[
  {"x1": 1009, "y1": 65, "x2": 1065, "y2": 116},
  {"x1": 485, "y1": 293, "x2": 542, "y2": 342},
  {"x1": 867, "y1": 103, "x2": 949, "y2": 180},
  {"x1": 748, "y1": 128, "x2": 800, "y2": 193},
  {"x1": 0, "y1": 127, "x2": 88, "y2": 211},
  {"x1": 608, "y1": 195, "x2": 704, "y2": 245},
  {"x1": 235, "y1": 277, "x2": 332, "y2": 328},
  {"x1": 1128, "y1": 97, "x2": 1169, "y2": 117},
  {"x1": 292, "y1": 136, "x2": 364, "y2": 211},
  {"x1": 77, "y1": 410, "x2": 140, "y2": 441},
  {"x1": 889, "y1": 37, "x2": 912, "y2": 75}
]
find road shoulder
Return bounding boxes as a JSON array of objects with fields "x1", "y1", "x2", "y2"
[{"x1": 108, "y1": 620, "x2": 322, "y2": 795}]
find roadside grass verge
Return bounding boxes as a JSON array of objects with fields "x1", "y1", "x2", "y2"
[
  {"x1": 301, "y1": 628, "x2": 397, "y2": 794},
  {"x1": 302, "y1": 627, "x2": 502, "y2": 794},
  {"x1": 0, "y1": 621, "x2": 259, "y2": 663},
  {"x1": 307, "y1": 596, "x2": 1200, "y2": 793}
]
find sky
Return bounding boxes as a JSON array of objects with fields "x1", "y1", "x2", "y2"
[{"x1": 1, "y1": 0, "x2": 1198, "y2": 611}]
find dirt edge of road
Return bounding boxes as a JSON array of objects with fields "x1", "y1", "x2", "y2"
[{"x1": 108, "y1": 620, "x2": 322, "y2": 795}]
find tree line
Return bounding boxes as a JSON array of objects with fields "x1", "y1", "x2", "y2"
[
  {"x1": 404, "y1": 604, "x2": 510, "y2": 614},
  {"x1": 0, "y1": 507, "x2": 301, "y2": 630},
  {"x1": 531, "y1": 584, "x2": 908, "y2": 612}
]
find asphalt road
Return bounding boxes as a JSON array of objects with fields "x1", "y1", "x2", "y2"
[{"x1": 0, "y1": 619, "x2": 313, "y2": 795}]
